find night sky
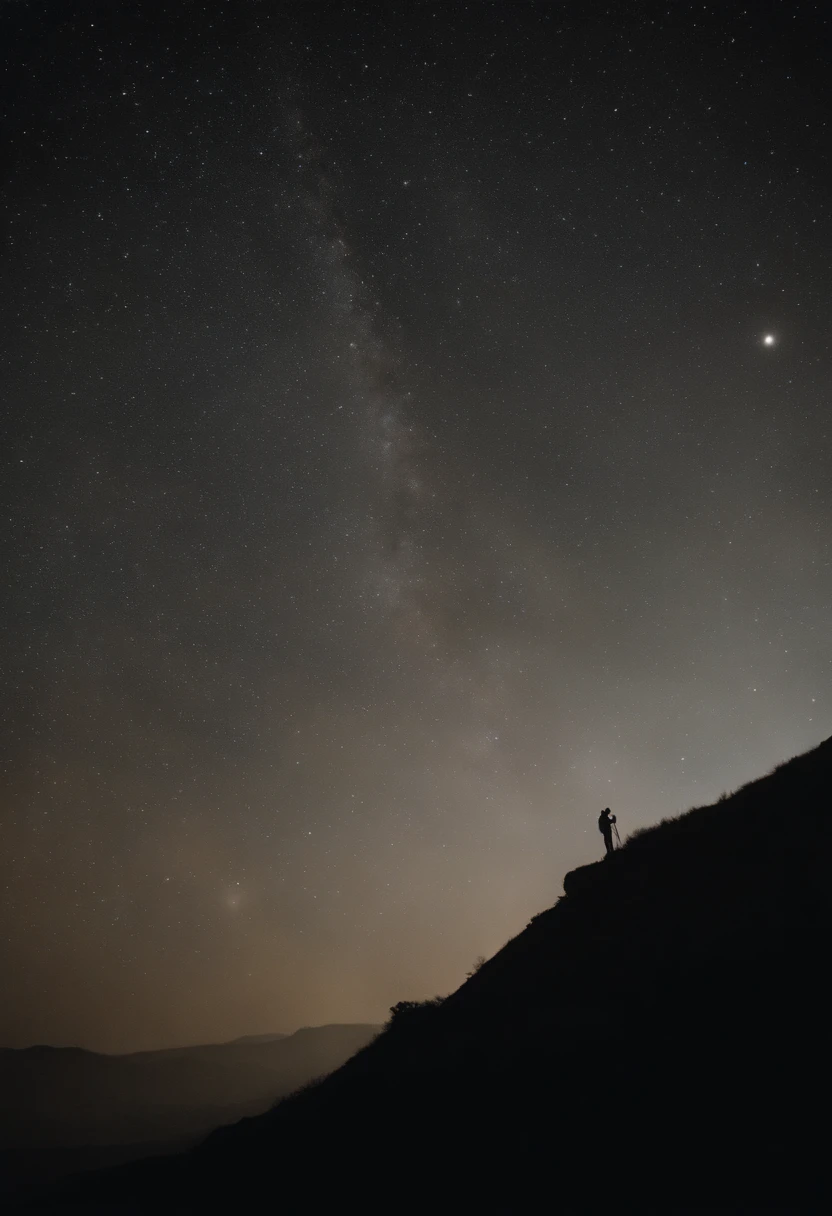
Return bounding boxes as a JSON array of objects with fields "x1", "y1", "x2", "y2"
[{"x1": 2, "y1": 0, "x2": 830, "y2": 1053}]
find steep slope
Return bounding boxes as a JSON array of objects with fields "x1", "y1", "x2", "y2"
[{"x1": 36, "y1": 737, "x2": 832, "y2": 1212}]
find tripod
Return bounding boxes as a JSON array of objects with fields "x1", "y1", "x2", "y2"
[{"x1": 613, "y1": 822, "x2": 622, "y2": 849}]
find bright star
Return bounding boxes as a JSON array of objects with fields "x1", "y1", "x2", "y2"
[{"x1": 763, "y1": 333, "x2": 776, "y2": 346}]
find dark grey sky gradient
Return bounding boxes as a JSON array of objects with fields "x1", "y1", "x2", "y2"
[{"x1": 2, "y1": 0, "x2": 830, "y2": 1051}]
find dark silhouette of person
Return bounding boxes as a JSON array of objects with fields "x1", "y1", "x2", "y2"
[{"x1": 598, "y1": 807, "x2": 617, "y2": 856}]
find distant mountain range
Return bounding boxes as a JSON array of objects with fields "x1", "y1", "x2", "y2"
[{"x1": 0, "y1": 1023, "x2": 378, "y2": 1198}]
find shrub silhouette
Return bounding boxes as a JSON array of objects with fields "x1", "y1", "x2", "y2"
[
  {"x1": 386, "y1": 997, "x2": 444, "y2": 1029},
  {"x1": 466, "y1": 955, "x2": 487, "y2": 977}
]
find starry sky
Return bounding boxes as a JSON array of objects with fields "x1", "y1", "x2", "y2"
[{"x1": 2, "y1": 0, "x2": 830, "y2": 1053}]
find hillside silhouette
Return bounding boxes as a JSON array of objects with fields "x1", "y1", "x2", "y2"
[
  {"x1": 28, "y1": 736, "x2": 832, "y2": 1212},
  {"x1": 0, "y1": 1024, "x2": 378, "y2": 1200}
]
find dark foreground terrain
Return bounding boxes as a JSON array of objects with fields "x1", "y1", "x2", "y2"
[
  {"x1": 26, "y1": 736, "x2": 832, "y2": 1212},
  {"x1": 0, "y1": 1024, "x2": 378, "y2": 1199}
]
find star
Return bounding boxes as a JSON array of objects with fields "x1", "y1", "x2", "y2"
[{"x1": 762, "y1": 334, "x2": 776, "y2": 346}]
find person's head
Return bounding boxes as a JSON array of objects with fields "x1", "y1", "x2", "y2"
[{"x1": 603, "y1": 807, "x2": 610, "y2": 815}]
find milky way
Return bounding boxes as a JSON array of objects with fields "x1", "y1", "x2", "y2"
[{"x1": 1, "y1": 2, "x2": 830, "y2": 1051}]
